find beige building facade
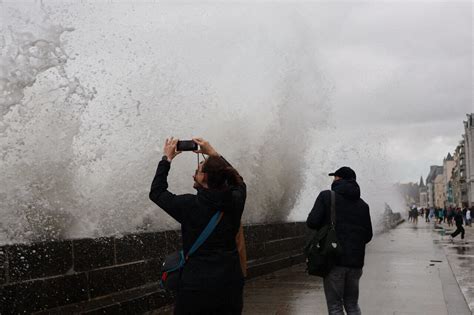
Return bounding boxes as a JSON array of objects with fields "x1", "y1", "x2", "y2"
[
  {"x1": 434, "y1": 174, "x2": 445, "y2": 208},
  {"x1": 443, "y1": 153, "x2": 455, "y2": 207},
  {"x1": 426, "y1": 166, "x2": 443, "y2": 208},
  {"x1": 419, "y1": 176, "x2": 428, "y2": 208}
]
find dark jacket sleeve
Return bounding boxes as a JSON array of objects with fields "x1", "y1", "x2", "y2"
[
  {"x1": 149, "y1": 159, "x2": 187, "y2": 223},
  {"x1": 365, "y1": 205, "x2": 373, "y2": 244},
  {"x1": 306, "y1": 191, "x2": 329, "y2": 230}
]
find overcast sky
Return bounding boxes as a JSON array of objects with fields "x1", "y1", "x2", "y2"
[
  {"x1": 4, "y1": 0, "x2": 473, "y2": 185},
  {"x1": 296, "y1": 1, "x2": 473, "y2": 183}
]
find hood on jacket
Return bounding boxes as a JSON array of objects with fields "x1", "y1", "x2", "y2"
[
  {"x1": 196, "y1": 187, "x2": 232, "y2": 210},
  {"x1": 331, "y1": 179, "x2": 361, "y2": 200}
]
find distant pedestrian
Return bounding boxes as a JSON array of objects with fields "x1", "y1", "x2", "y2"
[
  {"x1": 451, "y1": 209, "x2": 465, "y2": 241},
  {"x1": 307, "y1": 167, "x2": 372, "y2": 315},
  {"x1": 462, "y1": 207, "x2": 468, "y2": 226},
  {"x1": 447, "y1": 207, "x2": 454, "y2": 227},
  {"x1": 425, "y1": 208, "x2": 430, "y2": 223},
  {"x1": 429, "y1": 208, "x2": 435, "y2": 222},
  {"x1": 438, "y1": 208, "x2": 444, "y2": 224},
  {"x1": 466, "y1": 208, "x2": 472, "y2": 227},
  {"x1": 412, "y1": 207, "x2": 419, "y2": 224}
]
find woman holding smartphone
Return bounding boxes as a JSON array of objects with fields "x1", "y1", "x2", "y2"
[{"x1": 150, "y1": 137, "x2": 246, "y2": 315}]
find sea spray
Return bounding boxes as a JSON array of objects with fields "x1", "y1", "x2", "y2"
[
  {"x1": 0, "y1": 3, "x2": 400, "y2": 244},
  {"x1": 0, "y1": 6, "x2": 95, "y2": 243}
]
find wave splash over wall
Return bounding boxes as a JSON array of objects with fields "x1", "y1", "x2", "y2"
[
  {"x1": 0, "y1": 3, "x2": 400, "y2": 244},
  {"x1": 1, "y1": 7, "x2": 96, "y2": 242}
]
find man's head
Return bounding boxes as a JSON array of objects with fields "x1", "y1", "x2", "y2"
[{"x1": 328, "y1": 166, "x2": 356, "y2": 181}]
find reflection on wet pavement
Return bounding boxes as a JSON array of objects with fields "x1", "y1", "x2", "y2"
[
  {"x1": 157, "y1": 221, "x2": 473, "y2": 314},
  {"x1": 242, "y1": 221, "x2": 472, "y2": 315},
  {"x1": 242, "y1": 264, "x2": 326, "y2": 314},
  {"x1": 435, "y1": 226, "x2": 474, "y2": 312}
]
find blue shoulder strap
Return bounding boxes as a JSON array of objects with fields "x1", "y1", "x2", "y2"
[{"x1": 186, "y1": 211, "x2": 223, "y2": 259}]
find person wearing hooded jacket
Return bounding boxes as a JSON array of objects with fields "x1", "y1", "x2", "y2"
[
  {"x1": 306, "y1": 167, "x2": 372, "y2": 315},
  {"x1": 149, "y1": 137, "x2": 246, "y2": 315},
  {"x1": 451, "y1": 208, "x2": 465, "y2": 240}
]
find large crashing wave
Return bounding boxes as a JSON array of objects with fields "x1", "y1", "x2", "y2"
[
  {"x1": 0, "y1": 4, "x2": 331, "y2": 243},
  {"x1": 0, "y1": 3, "x2": 398, "y2": 244},
  {"x1": 0, "y1": 7, "x2": 95, "y2": 242}
]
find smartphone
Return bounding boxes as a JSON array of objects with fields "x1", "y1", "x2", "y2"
[{"x1": 177, "y1": 140, "x2": 198, "y2": 151}]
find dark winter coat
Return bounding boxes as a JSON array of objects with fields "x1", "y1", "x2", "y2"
[
  {"x1": 306, "y1": 179, "x2": 373, "y2": 269},
  {"x1": 454, "y1": 212, "x2": 464, "y2": 226},
  {"x1": 149, "y1": 158, "x2": 246, "y2": 290}
]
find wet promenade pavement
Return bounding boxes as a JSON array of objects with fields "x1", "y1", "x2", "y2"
[
  {"x1": 242, "y1": 221, "x2": 473, "y2": 315},
  {"x1": 436, "y1": 221, "x2": 474, "y2": 312}
]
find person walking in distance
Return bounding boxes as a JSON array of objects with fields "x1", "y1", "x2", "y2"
[
  {"x1": 447, "y1": 207, "x2": 454, "y2": 227},
  {"x1": 306, "y1": 167, "x2": 373, "y2": 315},
  {"x1": 462, "y1": 206, "x2": 468, "y2": 225},
  {"x1": 438, "y1": 208, "x2": 444, "y2": 224},
  {"x1": 412, "y1": 207, "x2": 419, "y2": 224},
  {"x1": 425, "y1": 208, "x2": 430, "y2": 223},
  {"x1": 466, "y1": 207, "x2": 472, "y2": 227},
  {"x1": 451, "y1": 208, "x2": 465, "y2": 241}
]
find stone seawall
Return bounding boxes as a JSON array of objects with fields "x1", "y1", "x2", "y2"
[{"x1": 0, "y1": 222, "x2": 309, "y2": 314}]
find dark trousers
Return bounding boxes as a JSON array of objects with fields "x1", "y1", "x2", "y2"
[
  {"x1": 323, "y1": 266, "x2": 363, "y2": 315},
  {"x1": 174, "y1": 286, "x2": 243, "y2": 315},
  {"x1": 451, "y1": 224, "x2": 465, "y2": 239}
]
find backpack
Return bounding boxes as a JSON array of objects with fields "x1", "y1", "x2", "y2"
[{"x1": 304, "y1": 190, "x2": 342, "y2": 277}]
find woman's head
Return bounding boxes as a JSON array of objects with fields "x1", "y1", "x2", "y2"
[{"x1": 193, "y1": 155, "x2": 242, "y2": 190}]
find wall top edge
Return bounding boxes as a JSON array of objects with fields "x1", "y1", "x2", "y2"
[{"x1": 0, "y1": 221, "x2": 306, "y2": 248}]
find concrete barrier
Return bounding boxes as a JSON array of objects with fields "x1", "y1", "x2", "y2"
[{"x1": 0, "y1": 222, "x2": 309, "y2": 314}]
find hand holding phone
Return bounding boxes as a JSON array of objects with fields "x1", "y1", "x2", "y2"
[
  {"x1": 192, "y1": 138, "x2": 219, "y2": 157},
  {"x1": 163, "y1": 137, "x2": 182, "y2": 161}
]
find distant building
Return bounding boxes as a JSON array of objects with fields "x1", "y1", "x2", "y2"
[
  {"x1": 419, "y1": 176, "x2": 428, "y2": 208},
  {"x1": 434, "y1": 174, "x2": 445, "y2": 208},
  {"x1": 463, "y1": 113, "x2": 474, "y2": 207},
  {"x1": 420, "y1": 114, "x2": 473, "y2": 208},
  {"x1": 396, "y1": 182, "x2": 419, "y2": 206},
  {"x1": 426, "y1": 165, "x2": 444, "y2": 207},
  {"x1": 452, "y1": 140, "x2": 468, "y2": 207},
  {"x1": 443, "y1": 153, "x2": 455, "y2": 207}
]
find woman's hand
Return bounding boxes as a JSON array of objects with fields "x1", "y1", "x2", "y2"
[
  {"x1": 192, "y1": 137, "x2": 219, "y2": 157},
  {"x1": 163, "y1": 137, "x2": 182, "y2": 162}
]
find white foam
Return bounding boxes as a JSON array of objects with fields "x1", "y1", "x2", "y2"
[{"x1": 0, "y1": 3, "x2": 401, "y2": 244}]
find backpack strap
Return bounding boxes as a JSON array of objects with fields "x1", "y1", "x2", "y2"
[
  {"x1": 330, "y1": 191, "x2": 336, "y2": 227},
  {"x1": 185, "y1": 211, "x2": 223, "y2": 260}
]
